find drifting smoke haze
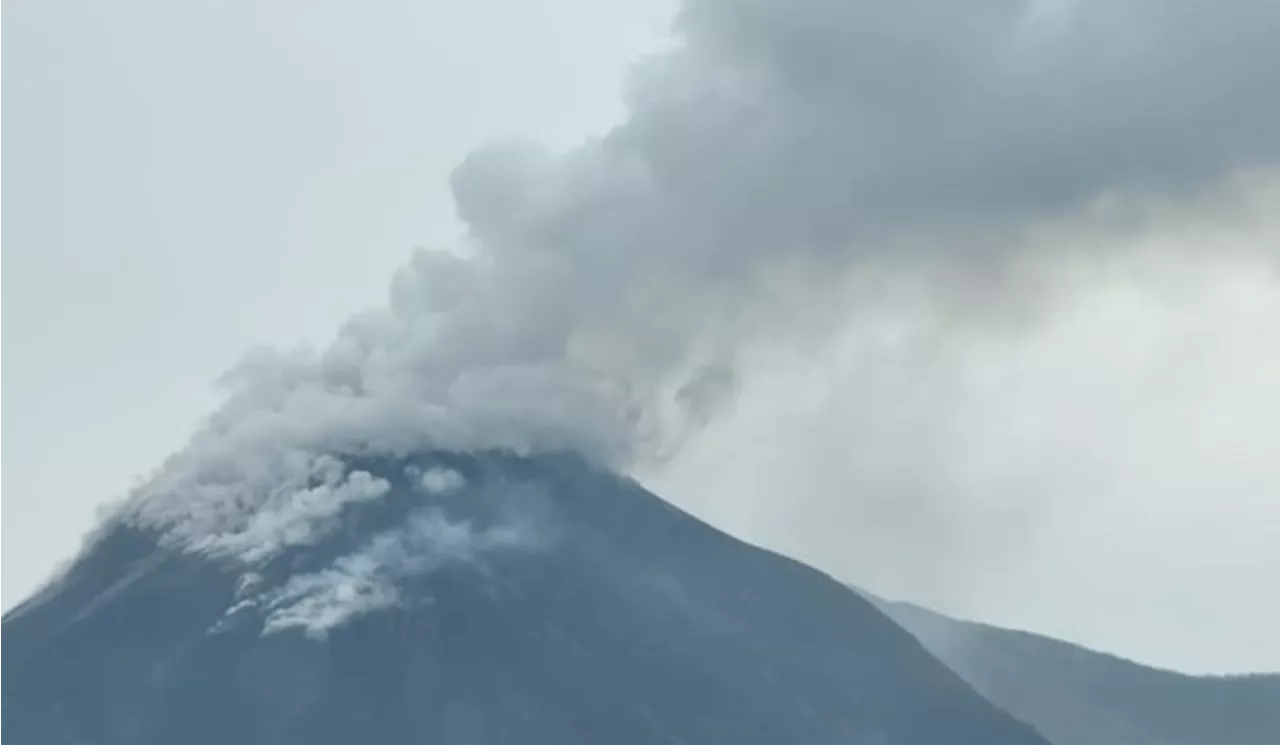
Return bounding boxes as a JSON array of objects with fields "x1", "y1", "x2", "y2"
[
  {"x1": 60, "y1": 0, "x2": 1280, "y2": 670},
  {"x1": 647, "y1": 181, "x2": 1280, "y2": 672}
]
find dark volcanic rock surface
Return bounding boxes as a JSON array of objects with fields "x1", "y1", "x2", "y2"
[
  {"x1": 872, "y1": 596, "x2": 1280, "y2": 745},
  {"x1": 4, "y1": 452, "x2": 1047, "y2": 745}
]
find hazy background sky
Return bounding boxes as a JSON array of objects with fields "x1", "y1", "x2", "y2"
[
  {"x1": 5, "y1": 0, "x2": 1279, "y2": 675},
  {"x1": 3, "y1": 0, "x2": 677, "y2": 600}
]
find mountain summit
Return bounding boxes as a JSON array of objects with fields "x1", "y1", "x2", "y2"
[{"x1": 4, "y1": 451, "x2": 1047, "y2": 745}]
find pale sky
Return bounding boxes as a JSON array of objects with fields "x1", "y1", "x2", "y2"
[
  {"x1": 3, "y1": 0, "x2": 677, "y2": 602},
  {"x1": 4, "y1": 0, "x2": 1279, "y2": 675}
]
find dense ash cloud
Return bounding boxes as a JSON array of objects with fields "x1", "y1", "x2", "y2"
[{"x1": 121, "y1": 0, "x2": 1280, "y2": 630}]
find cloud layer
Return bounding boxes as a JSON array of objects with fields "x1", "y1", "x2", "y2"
[
  {"x1": 117, "y1": 0, "x2": 1280, "y2": 649},
  {"x1": 642, "y1": 181, "x2": 1280, "y2": 672}
]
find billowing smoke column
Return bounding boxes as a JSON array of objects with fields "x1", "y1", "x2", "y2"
[{"x1": 122, "y1": 0, "x2": 1279, "y2": 601}]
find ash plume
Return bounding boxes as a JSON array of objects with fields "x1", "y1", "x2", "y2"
[{"x1": 119, "y1": 0, "x2": 1280, "y2": 618}]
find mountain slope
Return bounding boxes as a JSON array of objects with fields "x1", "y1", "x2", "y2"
[
  {"x1": 871, "y1": 596, "x2": 1280, "y2": 745},
  {"x1": 3, "y1": 452, "x2": 1048, "y2": 745}
]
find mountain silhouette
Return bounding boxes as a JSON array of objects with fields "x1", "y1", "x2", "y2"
[
  {"x1": 871, "y1": 595, "x2": 1280, "y2": 745},
  {"x1": 4, "y1": 451, "x2": 1047, "y2": 745}
]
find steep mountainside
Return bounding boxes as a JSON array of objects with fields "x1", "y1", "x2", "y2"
[
  {"x1": 4, "y1": 452, "x2": 1047, "y2": 745},
  {"x1": 872, "y1": 596, "x2": 1280, "y2": 745}
]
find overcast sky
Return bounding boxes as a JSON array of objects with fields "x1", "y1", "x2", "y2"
[
  {"x1": 3, "y1": 0, "x2": 676, "y2": 601},
  {"x1": 5, "y1": 0, "x2": 1279, "y2": 675}
]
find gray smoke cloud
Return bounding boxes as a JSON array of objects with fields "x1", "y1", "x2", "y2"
[{"x1": 122, "y1": 0, "x2": 1280, "y2": 641}]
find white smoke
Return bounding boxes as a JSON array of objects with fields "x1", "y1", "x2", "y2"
[
  {"x1": 415, "y1": 466, "x2": 468, "y2": 496},
  {"x1": 212, "y1": 506, "x2": 538, "y2": 637},
  {"x1": 117, "y1": 0, "x2": 1279, "y2": 641}
]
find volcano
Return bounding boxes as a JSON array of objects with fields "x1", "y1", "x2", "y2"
[{"x1": 3, "y1": 451, "x2": 1048, "y2": 745}]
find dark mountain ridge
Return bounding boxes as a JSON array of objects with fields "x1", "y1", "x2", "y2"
[
  {"x1": 4, "y1": 451, "x2": 1047, "y2": 745},
  {"x1": 868, "y1": 594, "x2": 1280, "y2": 745}
]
